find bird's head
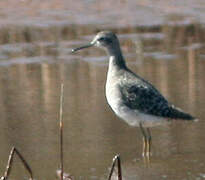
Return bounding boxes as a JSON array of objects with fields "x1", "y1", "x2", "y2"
[{"x1": 72, "y1": 31, "x2": 120, "y2": 54}]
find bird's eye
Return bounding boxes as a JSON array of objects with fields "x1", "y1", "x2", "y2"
[
  {"x1": 98, "y1": 37, "x2": 112, "y2": 43},
  {"x1": 98, "y1": 37, "x2": 106, "y2": 41}
]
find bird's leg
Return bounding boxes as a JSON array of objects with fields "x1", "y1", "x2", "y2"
[
  {"x1": 142, "y1": 137, "x2": 146, "y2": 157},
  {"x1": 139, "y1": 123, "x2": 147, "y2": 157},
  {"x1": 146, "y1": 128, "x2": 152, "y2": 157}
]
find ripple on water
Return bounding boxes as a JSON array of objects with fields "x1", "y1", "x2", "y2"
[
  {"x1": 144, "y1": 52, "x2": 178, "y2": 60},
  {"x1": 0, "y1": 56, "x2": 55, "y2": 66}
]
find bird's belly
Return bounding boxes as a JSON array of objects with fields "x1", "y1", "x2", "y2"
[
  {"x1": 105, "y1": 80, "x2": 169, "y2": 128},
  {"x1": 106, "y1": 84, "x2": 169, "y2": 128},
  {"x1": 116, "y1": 105, "x2": 169, "y2": 127}
]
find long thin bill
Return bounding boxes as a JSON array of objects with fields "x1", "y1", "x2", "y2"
[{"x1": 71, "y1": 43, "x2": 93, "y2": 53}]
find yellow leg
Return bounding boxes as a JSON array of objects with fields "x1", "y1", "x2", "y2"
[
  {"x1": 139, "y1": 123, "x2": 147, "y2": 157},
  {"x1": 142, "y1": 137, "x2": 146, "y2": 157},
  {"x1": 140, "y1": 124, "x2": 152, "y2": 158},
  {"x1": 146, "y1": 128, "x2": 152, "y2": 157}
]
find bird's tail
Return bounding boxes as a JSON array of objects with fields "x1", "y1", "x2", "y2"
[{"x1": 169, "y1": 105, "x2": 196, "y2": 121}]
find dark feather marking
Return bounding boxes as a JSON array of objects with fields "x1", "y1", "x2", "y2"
[{"x1": 119, "y1": 70, "x2": 194, "y2": 120}]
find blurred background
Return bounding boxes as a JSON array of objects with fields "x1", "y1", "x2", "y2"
[{"x1": 0, "y1": 0, "x2": 205, "y2": 179}]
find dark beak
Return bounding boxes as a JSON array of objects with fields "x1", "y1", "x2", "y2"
[{"x1": 71, "y1": 43, "x2": 94, "y2": 53}]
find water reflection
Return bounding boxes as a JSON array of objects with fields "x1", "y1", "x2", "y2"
[{"x1": 0, "y1": 22, "x2": 204, "y2": 179}]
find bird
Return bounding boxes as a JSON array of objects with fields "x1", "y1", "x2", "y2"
[{"x1": 72, "y1": 31, "x2": 196, "y2": 157}]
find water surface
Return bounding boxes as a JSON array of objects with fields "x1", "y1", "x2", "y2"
[{"x1": 0, "y1": 2, "x2": 205, "y2": 180}]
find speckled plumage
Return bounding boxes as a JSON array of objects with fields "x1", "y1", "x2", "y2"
[
  {"x1": 118, "y1": 69, "x2": 193, "y2": 120},
  {"x1": 72, "y1": 31, "x2": 196, "y2": 156},
  {"x1": 72, "y1": 31, "x2": 195, "y2": 128}
]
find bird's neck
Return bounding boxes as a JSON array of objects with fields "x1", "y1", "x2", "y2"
[{"x1": 108, "y1": 51, "x2": 127, "y2": 71}]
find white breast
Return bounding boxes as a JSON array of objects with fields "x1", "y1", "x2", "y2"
[
  {"x1": 105, "y1": 75, "x2": 122, "y2": 113},
  {"x1": 105, "y1": 57, "x2": 169, "y2": 128},
  {"x1": 105, "y1": 72, "x2": 169, "y2": 128}
]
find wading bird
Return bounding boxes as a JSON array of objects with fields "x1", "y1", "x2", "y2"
[{"x1": 72, "y1": 31, "x2": 195, "y2": 157}]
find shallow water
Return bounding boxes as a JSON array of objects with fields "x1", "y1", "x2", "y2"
[{"x1": 0, "y1": 1, "x2": 205, "y2": 180}]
